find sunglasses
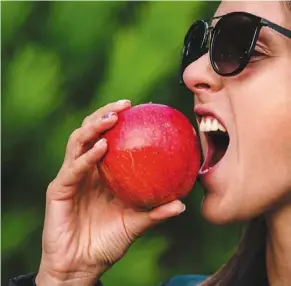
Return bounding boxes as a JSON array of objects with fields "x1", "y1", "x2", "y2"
[{"x1": 180, "y1": 11, "x2": 291, "y2": 84}]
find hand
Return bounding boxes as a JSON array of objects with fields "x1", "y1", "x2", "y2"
[{"x1": 36, "y1": 100, "x2": 186, "y2": 286}]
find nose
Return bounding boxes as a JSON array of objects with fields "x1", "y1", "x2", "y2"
[{"x1": 182, "y1": 53, "x2": 223, "y2": 101}]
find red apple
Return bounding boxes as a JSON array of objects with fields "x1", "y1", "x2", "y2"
[{"x1": 98, "y1": 103, "x2": 201, "y2": 210}]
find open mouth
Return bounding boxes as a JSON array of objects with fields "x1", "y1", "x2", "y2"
[{"x1": 197, "y1": 115, "x2": 230, "y2": 175}]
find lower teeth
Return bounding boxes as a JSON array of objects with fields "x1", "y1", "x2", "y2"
[{"x1": 201, "y1": 167, "x2": 212, "y2": 174}]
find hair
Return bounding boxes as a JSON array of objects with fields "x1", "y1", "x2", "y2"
[
  {"x1": 200, "y1": 2, "x2": 291, "y2": 286},
  {"x1": 201, "y1": 217, "x2": 268, "y2": 286},
  {"x1": 284, "y1": 1, "x2": 291, "y2": 11},
  {"x1": 283, "y1": 1, "x2": 291, "y2": 25}
]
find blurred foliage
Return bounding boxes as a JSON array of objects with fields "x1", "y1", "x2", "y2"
[{"x1": 2, "y1": 1, "x2": 241, "y2": 285}]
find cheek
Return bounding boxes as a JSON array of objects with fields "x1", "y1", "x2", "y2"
[{"x1": 231, "y1": 69, "x2": 291, "y2": 211}]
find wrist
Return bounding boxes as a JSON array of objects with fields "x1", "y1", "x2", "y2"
[{"x1": 35, "y1": 268, "x2": 101, "y2": 286}]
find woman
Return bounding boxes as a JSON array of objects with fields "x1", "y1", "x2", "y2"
[{"x1": 9, "y1": 1, "x2": 291, "y2": 285}]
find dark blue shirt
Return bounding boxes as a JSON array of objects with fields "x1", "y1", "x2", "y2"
[
  {"x1": 8, "y1": 273, "x2": 208, "y2": 285},
  {"x1": 162, "y1": 275, "x2": 208, "y2": 286}
]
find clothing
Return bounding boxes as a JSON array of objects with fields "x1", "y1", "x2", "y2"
[
  {"x1": 162, "y1": 275, "x2": 208, "y2": 285},
  {"x1": 8, "y1": 273, "x2": 103, "y2": 286},
  {"x1": 8, "y1": 273, "x2": 208, "y2": 286}
]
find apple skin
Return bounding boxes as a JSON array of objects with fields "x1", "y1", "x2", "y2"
[{"x1": 98, "y1": 103, "x2": 201, "y2": 210}]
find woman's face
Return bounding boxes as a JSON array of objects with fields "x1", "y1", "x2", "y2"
[{"x1": 183, "y1": 1, "x2": 291, "y2": 224}]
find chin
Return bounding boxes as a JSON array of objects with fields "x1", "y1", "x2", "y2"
[{"x1": 201, "y1": 193, "x2": 249, "y2": 225}]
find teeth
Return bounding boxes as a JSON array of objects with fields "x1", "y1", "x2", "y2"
[
  {"x1": 199, "y1": 116, "x2": 226, "y2": 132},
  {"x1": 211, "y1": 118, "x2": 218, "y2": 131},
  {"x1": 206, "y1": 118, "x2": 211, "y2": 131},
  {"x1": 199, "y1": 167, "x2": 212, "y2": 175},
  {"x1": 218, "y1": 122, "x2": 226, "y2": 132}
]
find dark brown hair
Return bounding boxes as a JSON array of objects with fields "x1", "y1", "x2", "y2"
[
  {"x1": 201, "y1": 217, "x2": 268, "y2": 286},
  {"x1": 200, "y1": 2, "x2": 291, "y2": 286},
  {"x1": 284, "y1": 1, "x2": 291, "y2": 11}
]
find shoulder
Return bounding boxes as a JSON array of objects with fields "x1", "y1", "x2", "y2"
[{"x1": 161, "y1": 274, "x2": 209, "y2": 286}]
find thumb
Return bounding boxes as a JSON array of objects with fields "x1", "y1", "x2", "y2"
[
  {"x1": 148, "y1": 200, "x2": 186, "y2": 221},
  {"x1": 125, "y1": 200, "x2": 186, "y2": 238}
]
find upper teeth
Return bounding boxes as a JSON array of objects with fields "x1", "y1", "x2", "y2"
[{"x1": 199, "y1": 116, "x2": 226, "y2": 132}]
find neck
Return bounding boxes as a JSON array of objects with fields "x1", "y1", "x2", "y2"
[{"x1": 266, "y1": 200, "x2": 291, "y2": 286}]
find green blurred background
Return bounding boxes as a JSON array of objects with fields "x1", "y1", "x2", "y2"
[{"x1": 2, "y1": 1, "x2": 241, "y2": 285}]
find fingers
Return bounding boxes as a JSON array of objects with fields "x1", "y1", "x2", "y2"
[
  {"x1": 64, "y1": 99, "x2": 131, "y2": 164},
  {"x1": 64, "y1": 99, "x2": 131, "y2": 161},
  {"x1": 148, "y1": 200, "x2": 186, "y2": 221},
  {"x1": 82, "y1": 99, "x2": 131, "y2": 126},
  {"x1": 65, "y1": 112, "x2": 117, "y2": 163},
  {"x1": 61, "y1": 138, "x2": 108, "y2": 186},
  {"x1": 47, "y1": 99, "x2": 132, "y2": 200},
  {"x1": 124, "y1": 200, "x2": 186, "y2": 239}
]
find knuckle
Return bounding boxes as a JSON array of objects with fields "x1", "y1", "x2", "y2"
[
  {"x1": 46, "y1": 179, "x2": 58, "y2": 199},
  {"x1": 70, "y1": 159, "x2": 79, "y2": 171},
  {"x1": 104, "y1": 102, "x2": 114, "y2": 109},
  {"x1": 47, "y1": 179, "x2": 58, "y2": 191},
  {"x1": 69, "y1": 128, "x2": 81, "y2": 143},
  {"x1": 100, "y1": 103, "x2": 116, "y2": 114},
  {"x1": 69, "y1": 163, "x2": 79, "y2": 179},
  {"x1": 81, "y1": 153, "x2": 93, "y2": 169},
  {"x1": 73, "y1": 155, "x2": 89, "y2": 173},
  {"x1": 82, "y1": 116, "x2": 91, "y2": 126}
]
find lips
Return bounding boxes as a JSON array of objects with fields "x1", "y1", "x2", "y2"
[{"x1": 194, "y1": 105, "x2": 230, "y2": 175}]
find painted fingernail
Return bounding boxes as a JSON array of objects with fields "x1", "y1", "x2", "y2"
[
  {"x1": 117, "y1": 99, "x2": 131, "y2": 105},
  {"x1": 101, "y1": 112, "x2": 117, "y2": 120}
]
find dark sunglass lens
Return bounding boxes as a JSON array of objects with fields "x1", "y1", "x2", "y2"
[
  {"x1": 181, "y1": 21, "x2": 207, "y2": 73},
  {"x1": 212, "y1": 13, "x2": 259, "y2": 75}
]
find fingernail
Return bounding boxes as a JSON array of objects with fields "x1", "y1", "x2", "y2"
[
  {"x1": 95, "y1": 138, "x2": 107, "y2": 147},
  {"x1": 117, "y1": 99, "x2": 131, "y2": 105},
  {"x1": 179, "y1": 204, "x2": 186, "y2": 214},
  {"x1": 101, "y1": 112, "x2": 117, "y2": 120}
]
